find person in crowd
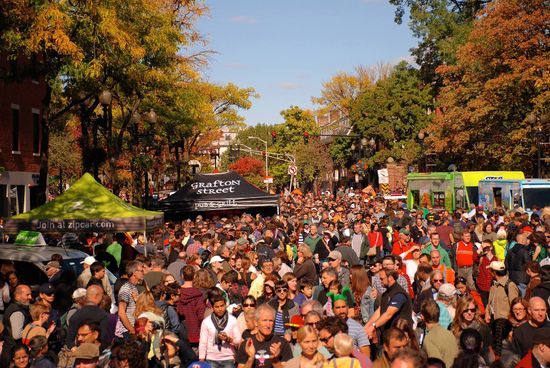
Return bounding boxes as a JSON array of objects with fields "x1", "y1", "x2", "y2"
[
  {"x1": 434, "y1": 283, "x2": 455, "y2": 328},
  {"x1": 28, "y1": 335, "x2": 55, "y2": 368},
  {"x1": 199, "y1": 290, "x2": 242, "y2": 367},
  {"x1": 372, "y1": 327, "x2": 409, "y2": 368},
  {"x1": 422, "y1": 233, "x2": 452, "y2": 268},
  {"x1": 515, "y1": 327, "x2": 550, "y2": 368},
  {"x1": 235, "y1": 304, "x2": 293, "y2": 368},
  {"x1": 20, "y1": 303, "x2": 54, "y2": 345},
  {"x1": 453, "y1": 232, "x2": 476, "y2": 291},
  {"x1": 1, "y1": 284, "x2": 32, "y2": 366},
  {"x1": 237, "y1": 296, "x2": 257, "y2": 334},
  {"x1": 365, "y1": 268, "x2": 413, "y2": 340},
  {"x1": 430, "y1": 249, "x2": 455, "y2": 285},
  {"x1": 451, "y1": 329, "x2": 488, "y2": 368},
  {"x1": 349, "y1": 265, "x2": 375, "y2": 324},
  {"x1": 525, "y1": 261, "x2": 542, "y2": 300},
  {"x1": 335, "y1": 236, "x2": 361, "y2": 267},
  {"x1": 282, "y1": 273, "x2": 306, "y2": 307},
  {"x1": 450, "y1": 296, "x2": 493, "y2": 364},
  {"x1": 327, "y1": 251, "x2": 350, "y2": 287},
  {"x1": 76, "y1": 256, "x2": 99, "y2": 288},
  {"x1": 314, "y1": 267, "x2": 339, "y2": 305},
  {"x1": 476, "y1": 240, "x2": 497, "y2": 306},
  {"x1": 420, "y1": 299, "x2": 458, "y2": 368},
  {"x1": 268, "y1": 280, "x2": 300, "y2": 339},
  {"x1": 282, "y1": 325, "x2": 326, "y2": 368},
  {"x1": 249, "y1": 259, "x2": 275, "y2": 300},
  {"x1": 485, "y1": 261, "x2": 520, "y2": 323},
  {"x1": 508, "y1": 297, "x2": 529, "y2": 327},
  {"x1": 114, "y1": 261, "x2": 143, "y2": 339},
  {"x1": 455, "y1": 276, "x2": 485, "y2": 314},
  {"x1": 86, "y1": 261, "x2": 113, "y2": 298},
  {"x1": 490, "y1": 318, "x2": 519, "y2": 368},
  {"x1": 177, "y1": 264, "x2": 206, "y2": 346},
  {"x1": 10, "y1": 344, "x2": 30, "y2": 368},
  {"x1": 414, "y1": 270, "x2": 443, "y2": 314},
  {"x1": 511, "y1": 296, "x2": 550, "y2": 358},
  {"x1": 505, "y1": 233, "x2": 531, "y2": 296},
  {"x1": 293, "y1": 244, "x2": 318, "y2": 286},
  {"x1": 331, "y1": 295, "x2": 370, "y2": 355}
]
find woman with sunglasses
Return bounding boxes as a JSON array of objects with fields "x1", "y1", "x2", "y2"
[
  {"x1": 455, "y1": 276, "x2": 485, "y2": 315},
  {"x1": 237, "y1": 296, "x2": 257, "y2": 334},
  {"x1": 267, "y1": 280, "x2": 300, "y2": 340},
  {"x1": 450, "y1": 295, "x2": 495, "y2": 364}
]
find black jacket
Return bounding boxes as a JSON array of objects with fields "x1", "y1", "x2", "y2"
[
  {"x1": 505, "y1": 244, "x2": 531, "y2": 285},
  {"x1": 1, "y1": 302, "x2": 31, "y2": 366},
  {"x1": 65, "y1": 304, "x2": 108, "y2": 349}
]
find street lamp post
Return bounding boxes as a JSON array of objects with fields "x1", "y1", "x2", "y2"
[
  {"x1": 527, "y1": 112, "x2": 549, "y2": 178},
  {"x1": 248, "y1": 136, "x2": 269, "y2": 191},
  {"x1": 98, "y1": 90, "x2": 112, "y2": 184},
  {"x1": 143, "y1": 109, "x2": 158, "y2": 209},
  {"x1": 418, "y1": 131, "x2": 427, "y2": 173}
]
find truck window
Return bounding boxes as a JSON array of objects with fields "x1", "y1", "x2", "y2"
[
  {"x1": 523, "y1": 188, "x2": 550, "y2": 209},
  {"x1": 493, "y1": 187, "x2": 503, "y2": 207},
  {"x1": 433, "y1": 192, "x2": 445, "y2": 209},
  {"x1": 466, "y1": 187, "x2": 479, "y2": 206},
  {"x1": 411, "y1": 190, "x2": 420, "y2": 209}
]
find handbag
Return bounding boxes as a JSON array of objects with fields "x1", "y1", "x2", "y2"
[{"x1": 367, "y1": 233, "x2": 379, "y2": 257}]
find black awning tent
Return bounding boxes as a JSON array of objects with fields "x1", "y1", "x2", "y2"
[{"x1": 157, "y1": 171, "x2": 279, "y2": 213}]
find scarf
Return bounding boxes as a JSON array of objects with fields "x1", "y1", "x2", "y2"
[{"x1": 211, "y1": 312, "x2": 229, "y2": 351}]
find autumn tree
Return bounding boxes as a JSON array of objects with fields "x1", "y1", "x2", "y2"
[
  {"x1": 429, "y1": 0, "x2": 549, "y2": 175},
  {"x1": 0, "y1": 0, "x2": 208, "y2": 202},
  {"x1": 228, "y1": 156, "x2": 265, "y2": 189},
  {"x1": 312, "y1": 67, "x2": 372, "y2": 117},
  {"x1": 388, "y1": 0, "x2": 487, "y2": 85},
  {"x1": 351, "y1": 62, "x2": 434, "y2": 168}
]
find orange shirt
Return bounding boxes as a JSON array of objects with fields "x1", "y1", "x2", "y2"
[{"x1": 432, "y1": 263, "x2": 455, "y2": 284}]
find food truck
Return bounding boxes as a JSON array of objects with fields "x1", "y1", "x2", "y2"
[
  {"x1": 406, "y1": 171, "x2": 525, "y2": 212},
  {"x1": 478, "y1": 178, "x2": 550, "y2": 213}
]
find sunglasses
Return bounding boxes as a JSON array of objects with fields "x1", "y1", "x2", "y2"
[
  {"x1": 243, "y1": 303, "x2": 256, "y2": 307},
  {"x1": 306, "y1": 321, "x2": 320, "y2": 328},
  {"x1": 463, "y1": 308, "x2": 476, "y2": 313},
  {"x1": 275, "y1": 288, "x2": 288, "y2": 293},
  {"x1": 432, "y1": 279, "x2": 443, "y2": 283},
  {"x1": 320, "y1": 334, "x2": 333, "y2": 343},
  {"x1": 456, "y1": 277, "x2": 467, "y2": 283}
]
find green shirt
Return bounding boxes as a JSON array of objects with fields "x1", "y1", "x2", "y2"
[
  {"x1": 423, "y1": 323, "x2": 459, "y2": 368},
  {"x1": 422, "y1": 243, "x2": 452, "y2": 268},
  {"x1": 107, "y1": 241, "x2": 122, "y2": 266},
  {"x1": 304, "y1": 235, "x2": 320, "y2": 253}
]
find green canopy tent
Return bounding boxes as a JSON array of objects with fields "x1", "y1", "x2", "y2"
[{"x1": 4, "y1": 173, "x2": 163, "y2": 234}]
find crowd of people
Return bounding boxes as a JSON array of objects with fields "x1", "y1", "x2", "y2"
[{"x1": 1, "y1": 188, "x2": 550, "y2": 368}]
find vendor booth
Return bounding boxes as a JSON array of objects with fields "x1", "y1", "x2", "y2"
[
  {"x1": 157, "y1": 171, "x2": 279, "y2": 217},
  {"x1": 4, "y1": 173, "x2": 164, "y2": 234}
]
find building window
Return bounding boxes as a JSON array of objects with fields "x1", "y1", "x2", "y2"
[
  {"x1": 12, "y1": 107, "x2": 20, "y2": 152},
  {"x1": 33, "y1": 111, "x2": 40, "y2": 154}
]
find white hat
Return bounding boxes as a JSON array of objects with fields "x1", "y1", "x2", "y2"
[
  {"x1": 487, "y1": 261, "x2": 505, "y2": 271},
  {"x1": 210, "y1": 255, "x2": 224, "y2": 263},
  {"x1": 438, "y1": 283, "x2": 457, "y2": 297},
  {"x1": 72, "y1": 288, "x2": 87, "y2": 300},
  {"x1": 81, "y1": 256, "x2": 97, "y2": 266}
]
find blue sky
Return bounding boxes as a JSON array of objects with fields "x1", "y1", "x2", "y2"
[{"x1": 194, "y1": 0, "x2": 417, "y2": 126}]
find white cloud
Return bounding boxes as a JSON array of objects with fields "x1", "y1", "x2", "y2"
[
  {"x1": 230, "y1": 15, "x2": 257, "y2": 24},
  {"x1": 277, "y1": 82, "x2": 302, "y2": 90}
]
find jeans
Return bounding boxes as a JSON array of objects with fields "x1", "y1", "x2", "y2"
[{"x1": 207, "y1": 359, "x2": 235, "y2": 368}]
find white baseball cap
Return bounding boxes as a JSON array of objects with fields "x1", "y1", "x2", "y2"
[{"x1": 81, "y1": 256, "x2": 97, "y2": 266}]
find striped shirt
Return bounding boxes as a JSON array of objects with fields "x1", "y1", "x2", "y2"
[
  {"x1": 115, "y1": 282, "x2": 138, "y2": 337},
  {"x1": 274, "y1": 311, "x2": 285, "y2": 335}
]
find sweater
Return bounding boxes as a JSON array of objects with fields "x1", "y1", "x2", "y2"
[
  {"x1": 198, "y1": 314, "x2": 242, "y2": 361},
  {"x1": 177, "y1": 287, "x2": 206, "y2": 344}
]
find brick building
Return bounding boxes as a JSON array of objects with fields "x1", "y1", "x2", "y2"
[{"x1": 0, "y1": 54, "x2": 46, "y2": 217}]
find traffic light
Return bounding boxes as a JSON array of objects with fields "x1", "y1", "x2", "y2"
[
  {"x1": 271, "y1": 131, "x2": 277, "y2": 144},
  {"x1": 303, "y1": 132, "x2": 309, "y2": 144},
  {"x1": 228, "y1": 145, "x2": 240, "y2": 162}
]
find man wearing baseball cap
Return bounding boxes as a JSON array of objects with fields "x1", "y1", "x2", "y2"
[
  {"x1": 485, "y1": 261, "x2": 520, "y2": 323},
  {"x1": 77, "y1": 256, "x2": 97, "y2": 289},
  {"x1": 327, "y1": 250, "x2": 350, "y2": 287}
]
